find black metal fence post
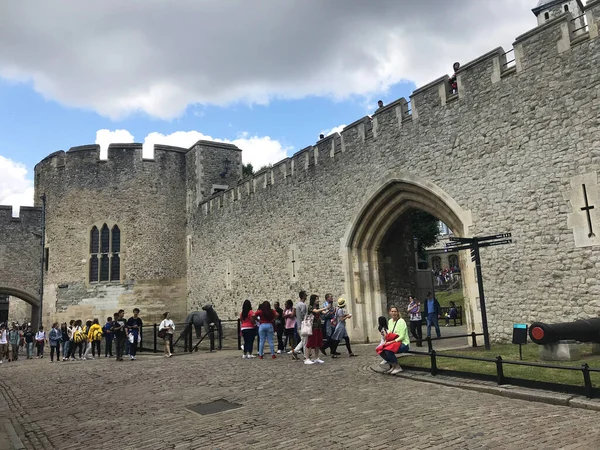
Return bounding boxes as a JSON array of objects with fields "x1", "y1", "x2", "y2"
[
  {"x1": 153, "y1": 323, "x2": 157, "y2": 353},
  {"x1": 495, "y1": 356, "x2": 505, "y2": 385},
  {"x1": 139, "y1": 326, "x2": 143, "y2": 353},
  {"x1": 184, "y1": 326, "x2": 188, "y2": 353},
  {"x1": 471, "y1": 332, "x2": 478, "y2": 347},
  {"x1": 426, "y1": 336, "x2": 433, "y2": 353},
  {"x1": 188, "y1": 324, "x2": 193, "y2": 352},
  {"x1": 237, "y1": 319, "x2": 241, "y2": 350},
  {"x1": 430, "y1": 350, "x2": 438, "y2": 376},
  {"x1": 582, "y1": 363, "x2": 593, "y2": 399},
  {"x1": 209, "y1": 324, "x2": 215, "y2": 352},
  {"x1": 218, "y1": 320, "x2": 222, "y2": 350}
]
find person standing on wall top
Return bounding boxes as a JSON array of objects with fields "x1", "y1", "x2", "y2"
[
  {"x1": 377, "y1": 100, "x2": 384, "y2": 108},
  {"x1": 449, "y1": 62, "x2": 460, "y2": 94},
  {"x1": 423, "y1": 292, "x2": 442, "y2": 339}
]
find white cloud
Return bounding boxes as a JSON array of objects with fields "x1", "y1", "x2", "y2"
[
  {"x1": 0, "y1": 1, "x2": 538, "y2": 119},
  {"x1": 0, "y1": 155, "x2": 34, "y2": 215},
  {"x1": 98, "y1": 129, "x2": 290, "y2": 169},
  {"x1": 95, "y1": 129, "x2": 135, "y2": 158},
  {"x1": 322, "y1": 124, "x2": 346, "y2": 137}
]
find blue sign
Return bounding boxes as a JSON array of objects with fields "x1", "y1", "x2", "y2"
[{"x1": 513, "y1": 324, "x2": 527, "y2": 329}]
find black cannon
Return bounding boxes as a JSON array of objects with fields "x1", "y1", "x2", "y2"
[{"x1": 529, "y1": 318, "x2": 600, "y2": 345}]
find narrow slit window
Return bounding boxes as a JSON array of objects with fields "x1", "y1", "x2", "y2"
[
  {"x1": 544, "y1": 12, "x2": 550, "y2": 20},
  {"x1": 564, "y1": 5, "x2": 568, "y2": 12}
]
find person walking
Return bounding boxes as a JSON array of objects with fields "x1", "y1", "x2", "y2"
[
  {"x1": 423, "y1": 292, "x2": 442, "y2": 339},
  {"x1": 126, "y1": 308, "x2": 143, "y2": 361},
  {"x1": 407, "y1": 296, "x2": 423, "y2": 347},
  {"x1": 329, "y1": 298, "x2": 356, "y2": 358},
  {"x1": 35, "y1": 326, "x2": 47, "y2": 358},
  {"x1": 282, "y1": 300, "x2": 296, "y2": 353},
  {"x1": 0, "y1": 323, "x2": 8, "y2": 364},
  {"x1": 159, "y1": 312, "x2": 175, "y2": 358},
  {"x1": 292, "y1": 290, "x2": 308, "y2": 360},
  {"x1": 304, "y1": 295, "x2": 327, "y2": 365},
  {"x1": 24, "y1": 326, "x2": 34, "y2": 359},
  {"x1": 60, "y1": 323, "x2": 70, "y2": 361},
  {"x1": 84, "y1": 318, "x2": 103, "y2": 360}
]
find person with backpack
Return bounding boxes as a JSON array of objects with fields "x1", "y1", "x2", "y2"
[
  {"x1": 48, "y1": 322, "x2": 62, "y2": 362},
  {"x1": 84, "y1": 318, "x2": 103, "y2": 360},
  {"x1": 103, "y1": 317, "x2": 114, "y2": 357},
  {"x1": 35, "y1": 326, "x2": 47, "y2": 358},
  {"x1": 23, "y1": 326, "x2": 34, "y2": 359},
  {"x1": 68, "y1": 320, "x2": 85, "y2": 360}
]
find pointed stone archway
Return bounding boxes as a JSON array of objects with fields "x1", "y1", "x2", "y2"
[
  {"x1": 341, "y1": 172, "x2": 478, "y2": 343},
  {"x1": 0, "y1": 286, "x2": 40, "y2": 327}
]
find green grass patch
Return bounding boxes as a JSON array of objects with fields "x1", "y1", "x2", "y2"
[
  {"x1": 400, "y1": 343, "x2": 600, "y2": 388},
  {"x1": 435, "y1": 291, "x2": 464, "y2": 308}
]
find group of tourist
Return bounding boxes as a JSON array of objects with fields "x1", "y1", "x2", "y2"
[
  {"x1": 0, "y1": 308, "x2": 149, "y2": 363},
  {"x1": 239, "y1": 290, "x2": 356, "y2": 365},
  {"x1": 434, "y1": 265, "x2": 460, "y2": 286}
]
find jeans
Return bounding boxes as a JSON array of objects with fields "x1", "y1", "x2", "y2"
[
  {"x1": 10, "y1": 344, "x2": 19, "y2": 360},
  {"x1": 381, "y1": 343, "x2": 409, "y2": 365},
  {"x1": 426, "y1": 313, "x2": 441, "y2": 338},
  {"x1": 50, "y1": 345, "x2": 60, "y2": 361},
  {"x1": 241, "y1": 328, "x2": 256, "y2": 355},
  {"x1": 258, "y1": 323, "x2": 274, "y2": 356},
  {"x1": 36, "y1": 341, "x2": 45, "y2": 357},
  {"x1": 26, "y1": 342, "x2": 34, "y2": 358},
  {"x1": 410, "y1": 320, "x2": 423, "y2": 345},
  {"x1": 62, "y1": 340, "x2": 70, "y2": 359},
  {"x1": 105, "y1": 337, "x2": 113, "y2": 356},
  {"x1": 294, "y1": 334, "x2": 307, "y2": 356}
]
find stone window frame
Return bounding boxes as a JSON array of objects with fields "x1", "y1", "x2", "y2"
[
  {"x1": 87, "y1": 221, "x2": 123, "y2": 285},
  {"x1": 431, "y1": 256, "x2": 442, "y2": 271}
]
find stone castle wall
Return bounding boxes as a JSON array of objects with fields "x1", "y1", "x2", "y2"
[
  {"x1": 187, "y1": 9, "x2": 600, "y2": 342},
  {"x1": 0, "y1": 206, "x2": 42, "y2": 324},
  {"x1": 32, "y1": 143, "x2": 190, "y2": 325}
]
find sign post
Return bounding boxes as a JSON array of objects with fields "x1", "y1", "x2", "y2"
[
  {"x1": 445, "y1": 233, "x2": 513, "y2": 350},
  {"x1": 512, "y1": 323, "x2": 528, "y2": 360}
]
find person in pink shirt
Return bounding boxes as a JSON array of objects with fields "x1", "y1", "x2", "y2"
[
  {"x1": 240, "y1": 300, "x2": 257, "y2": 359},
  {"x1": 283, "y1": 299, "x2": 296, "y2": 353}
]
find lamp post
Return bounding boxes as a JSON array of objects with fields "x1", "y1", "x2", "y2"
[{"x1": 39, "y1": 193, "x2": 46, "y2": 328}]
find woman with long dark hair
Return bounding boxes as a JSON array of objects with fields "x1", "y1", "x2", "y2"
[
  {"x1": 257, "y1": 301, "x2": 279, "y2": 359},
  {"x1": 240, "y1": 300, "x2": 257, "y2": 359},
  {"x1": 305, "y1": 294, "x2": 327, "y2": 365}
]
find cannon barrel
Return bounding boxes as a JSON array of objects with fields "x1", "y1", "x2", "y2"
[{"x1": 529, "y1": 318, "x2": 600, "y2": 345}]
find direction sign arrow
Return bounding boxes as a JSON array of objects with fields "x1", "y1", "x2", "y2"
[
  {"x1": 477, "y1": 239, "x2": 512, "y2": 248},
  {"x1": 476, "y1": 233, "x2": 512, "y2": 242},
  {"x1": 448, "y1": 237, "x2": 474, "y2": 243}
]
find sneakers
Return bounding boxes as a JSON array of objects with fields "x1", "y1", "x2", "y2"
[
  {"x1": 314, "y1": 359, "x2": 324, "y2": 364},
  {"x1": 242, "y1": 354, "x2": 247, "y2": 359},
  {"x1": 380, "y1": 360, "x2": 389, "y2": 366},
  {"x1": 258, "y1": 355, "x2": 264, "y2": 359},
  {"x1": 287, "y1": 350, "x2": 293, "y2": 354},
  {"x1": 304, "y1": 359, "x2": 314, "y2": 365},
  {"x1": 248, "y1": 354, "x2": 256, "y2": 358},
  {"x1": 349, "y1": 353, "x2": 357, "y2": 357},
  {"x1": 276, "y1": 350, "x2": 281, "y2": 354},
  {"x1": 291, "y1": 350, "x2": 298, "y2": 360},
  {"x1": 271, "y1": 355, "x2": 277, "y2": 359},
  {"x1": 390, "y1": 367, "x2": 403, "y2": 375},
  {"x1": 130, "y1": 356, "x2": 136, "y2": 360}
]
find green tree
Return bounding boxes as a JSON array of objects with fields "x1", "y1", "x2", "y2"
[
  {"x1": 409, "y1": 210, "x2": 440, "y2": 258},
  {"x1": 242, "y1": 163, "x2": 254, "y2": 178}
]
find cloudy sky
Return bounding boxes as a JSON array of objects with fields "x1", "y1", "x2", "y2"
[{"x1": 0, "y1": 0, "x2": 543, "y2": 212}]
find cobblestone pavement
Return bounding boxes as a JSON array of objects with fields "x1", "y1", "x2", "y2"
[{"x1": 1, "y1": 346, "x2": 599, "y2": 450}]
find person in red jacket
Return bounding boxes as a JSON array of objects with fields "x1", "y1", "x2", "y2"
[
  {"x1": 240, "y1": 300, "x2": 257, "y2": 359},
  {"x1": 256, "y1": 301, "x2": 279, "y2": 359}
]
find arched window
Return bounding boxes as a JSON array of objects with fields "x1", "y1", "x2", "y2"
[
  {"x1": 89, "y1": 223, "x2": 121, "y2": 283},
  {"x1": 544, "y1": 12, "x2": 550, "y2": 20},
  {"x1": 431, "y1": 256, "x2": 442, "y2": 271},
  {"x1": 448, "y1": 254, "x2": 459, "y2": 269},
  {"x1": 564, "y1": 4, "x2": 569, "y2": 12}
]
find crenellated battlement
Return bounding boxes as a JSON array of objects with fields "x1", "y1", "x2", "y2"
[
  {"x1": 196, "y1": 7, "x2": 600, "y2": 218},
  {"x1": 0, "y1": 205, "x2": 42, "y2": 226}
]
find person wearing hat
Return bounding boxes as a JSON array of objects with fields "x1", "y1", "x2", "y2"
[{"x1": 328, "y1": 298, "x2": 356, "y2": 358}]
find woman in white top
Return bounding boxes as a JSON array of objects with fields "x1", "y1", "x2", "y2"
[
  {"x1": 0, "y1": 324, "x2": 8, "y2": 364},
  {"x1": 159, "y1": 312, "x2": 175, "y2": 358},
  {"x1": 35, "y1": 326, "x2": 47, "y2": 358}
]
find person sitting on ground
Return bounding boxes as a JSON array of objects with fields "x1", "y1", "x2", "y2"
[{"x1": 377, "y1": 305, "x2": 410, "y2": 375}]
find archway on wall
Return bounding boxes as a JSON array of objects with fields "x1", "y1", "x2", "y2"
[
  {"x1": 341, "y1": 175, "x2": 478, "y2": 344},
  {"x1": 0, "y1": 286, "x2": 40, "y2": 327}
]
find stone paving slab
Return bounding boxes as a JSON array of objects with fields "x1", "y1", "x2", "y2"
[{"x1": 0, "y1": 346, "x2": 599, "y2": 449}]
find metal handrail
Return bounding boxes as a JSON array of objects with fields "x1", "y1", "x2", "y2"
[{"x1": 502, "y1": 49, "x2": 515, "y2": 68}]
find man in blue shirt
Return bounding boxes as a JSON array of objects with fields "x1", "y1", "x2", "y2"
[{"x1": 423, "y1": 292, "x2": 442, "y2": 339}]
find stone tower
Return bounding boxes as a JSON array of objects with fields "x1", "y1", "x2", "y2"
[{"x1": 532, "y1": 0, "x2": 585, "y2": 29}]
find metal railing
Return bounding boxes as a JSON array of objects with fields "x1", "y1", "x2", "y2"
[
  {"x1": 401, "y1": 346, "x2": 600, "y2": 399},
  {"x1": 501, "y1": 49, "x2": 515, "y2": 70}
]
